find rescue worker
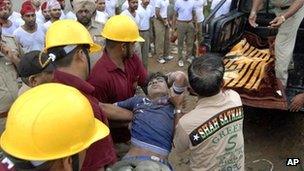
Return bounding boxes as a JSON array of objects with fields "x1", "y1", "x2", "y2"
[
  {"x1": 87, "y1": 15, "x2": 147, "y2": 156},
  {"x1": 249, "y1": 0, "x2": 304, "y2": 86},
  {"x1": 44, "y1": 19, "x2": 132, "y2": 170},
  {"x1": 0, "y1": 83, "x2": 110, "y2": 171},
  {"x1": 173, "y1": 54, "x2": 245, "y2": 170},
  {"x1": 17, "y1": 51, "x2": 54, "y2": 95}
]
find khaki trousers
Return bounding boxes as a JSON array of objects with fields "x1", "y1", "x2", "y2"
[
  {"x1": 193, "y1": 21, "x2": 203, "y2": 56},
  {"x1": 275, "y1": 5, "x2": 304, "y2": 86},
  {"x1": 140, "y1": 30, "x2": 150, "y2": 69},
  {"x1": 154, "y1": 18, "x2": 170, "y2": 58},
  {"x1": 177, "y1": 21, "x2": 195, "y2": 60}
]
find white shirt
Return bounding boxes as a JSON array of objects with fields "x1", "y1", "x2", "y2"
[
  {"x1": 8, "y1": 12, "x2": 24, "y2": 27},
  {"x1": 149, "y1": 0, "x2": 157, "y2": 17},
  {"x1": 137, "y1": 4, "x2": 153, "y2": 30},
  {"x1": 211, "y1": 0, "x2": 232, "y2": 18},
  {"x1": 155, "y1": 0, "x2": 170, "y2": 18},
  {"x1": 65, "y1": 11, "x2": 77, "y2": 20},
  {"x1": 174, "y1": 0, "x2": 195, "y2": 21},
  {"x1": 121, "y1": 0, "x2": 142, "y2": 12},
  {"x1": 43, "y1": 21, "x2": 52, "y2": 30},
  {"x1": 2, "y1": 21, "x2": 19, "y2": 36},
  {"x1": 121, "y1": 1, "x2": 129, "y2": 12},
  {"x1": 13, "y1": 25, "x2": 45, "y2": 53},
  {"x1": 194, "y1": 0, "x2": 207, "y2": 22},
  {"x1": 60, "y1": 10, "x2": 66, "y2": 19},
  {"x1": 106, "y1": 0, "x2": 117, "y2": 16},
  {"x1": 36, "y1": 10, "x2": 46, "y2": 25},
  {"x1": 121, "y1": 10, "x2": 140, "y2": 27},
  {"x1": 95, "y1": 11, "x2": 108, "y2": 24}
]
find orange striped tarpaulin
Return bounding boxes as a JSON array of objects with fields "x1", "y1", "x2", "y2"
[{"x1": 223, "y1": 39, "x2": 288, "y2": 110}]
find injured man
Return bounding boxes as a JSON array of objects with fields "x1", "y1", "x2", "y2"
[{"x1": 102, "y1": 71, "x2": 188, "y2": 171}]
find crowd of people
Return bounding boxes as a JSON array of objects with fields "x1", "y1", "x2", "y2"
[{"x1": 0, "y1": 0, "x2": 303, "y2": 170}]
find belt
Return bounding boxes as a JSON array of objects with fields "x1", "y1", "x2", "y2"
[
  {"x1": 280, "y1": 6, "x2": 290, "y2": 10},
  {"x1": 0, "y1": 111, "x2": 8, "y2": 118},
  {"x1": 157, "y1": 17, "x2": 167, "y2": 21},
  {"x1": 123, "y1": 155, "x2": 172, "y2": 169},
  {"x1": 177, "y1": 20, "x2": 192, "y2": 23}
]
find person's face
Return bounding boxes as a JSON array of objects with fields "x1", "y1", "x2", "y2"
[
  {"x1": 3, "y1": 0, "x2": 12, "y2": 15},
  {"x1": 129, "y1": 0, "x2": 138, "y2": 11},
  {"x1": 147, "y1": 77, "x2": 169, "y2": 98},
  {"x1": 42, "y1": 9, "x2": 51, "y2": 20},
  {"x1": 31, "y1": 0, "x2": 41, "y2": 7},
  {"x1": 22, "y1": 12, "x2": 36, "y2": 27},
  {"x1": 76, "y1": 8, "x2": 92, "y2": 26},
  {"x1": 96, "y1": 0, "x2": 105, "y2": 12},
  {"x1": 28, "y1": 72, "x2": 53, "y2": 87},
  {"x1": 50, "y1": 8, "x2": 62, "y2": 19},
  {"x1": 57, "y1": 0, "x2": 66, "y2": 10},
  {"x1": 0, "y1": 6, "x2": 10, "y2": 20},
  {"x1": 142, "y1": 0, "x2": 149, "y2": 6},
  {"x1": 121, "y1": 42, "x2": 135, "y2": 59}
]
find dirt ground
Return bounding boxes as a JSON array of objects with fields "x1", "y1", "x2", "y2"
[{"x1": 148, "y1": 44, "x2": 304, "y2": 171}]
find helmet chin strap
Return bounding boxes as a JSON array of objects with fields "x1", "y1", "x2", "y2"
[{"x1": 71, "y1": 154, "x2": 79, "y2": 171}]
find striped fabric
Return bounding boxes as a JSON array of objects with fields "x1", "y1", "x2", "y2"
[{"x1": 224, "y1": 39, "x2": 274, "y2": 91}]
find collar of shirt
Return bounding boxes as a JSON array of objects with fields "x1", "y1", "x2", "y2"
[
  {"x1": 53, "y1": 70, "x2": 95, "y2": 95},
  {"x1": 101, "y1": 50, "x2": 119, "y2": 72},
  {"x1": 196, "y1": 91, "x2": 225, "y2": 107}
]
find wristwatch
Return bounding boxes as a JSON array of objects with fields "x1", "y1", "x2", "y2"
[{"x1": 174, "y1": 109, "x2": 182, "y2": 115}]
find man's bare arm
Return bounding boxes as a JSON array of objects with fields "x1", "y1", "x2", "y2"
[
  {"x1": 99, "y1": 103, "x2": 133, "y2": 121},
  {"x1": 283, "y1": 0, "x2": 304, "y2": 19}
]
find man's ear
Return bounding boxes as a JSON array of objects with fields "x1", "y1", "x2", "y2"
[
  {"x1": 28, "y1": 75, "x2": 38, "y2": 87},
  {"x1": 187, "y1": 86, "x2": 198, "y2": 96},
  {"x1": 62, "y1": 157, "x2": 73, "y2": 171},
  {"x1": 75, "y1": 49, "x2": 87, "y2": 63}
]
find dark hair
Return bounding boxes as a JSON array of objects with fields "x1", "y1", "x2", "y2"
[
  {"x1": 147, "y1": 72, "x2": 168, "y2": 85},
  {"x1": 105, "y1": 39, "x2": 121, "y2": 49},
  {"x1": 47, "y1": 45, "x2": 89, "y2": 67},
  {"x1": 188, "y1": 53, "x2": 224, "y2": 97}
]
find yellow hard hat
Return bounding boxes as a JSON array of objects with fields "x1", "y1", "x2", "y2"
[
  {"x1": 0, "y1": 83, "x2": 109, "y2": 161},
  {"x1": 45, "y1": 19, "x2": 101, "y2": 53},
  {"x1": 101, "y1": 15, "x2": 145, "y2": 42}
]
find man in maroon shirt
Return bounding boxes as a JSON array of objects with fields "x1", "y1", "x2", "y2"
[
  {"x1": 87, "y1": 15, "x2": 148, "y2": 144},
  {"x1": 43, "y1": 20, "x2": 132, "y2": 171}
]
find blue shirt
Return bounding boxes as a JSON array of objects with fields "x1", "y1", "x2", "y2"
[{"x1": 117, "y1": 96, "x2": 175, "y2": 154}]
